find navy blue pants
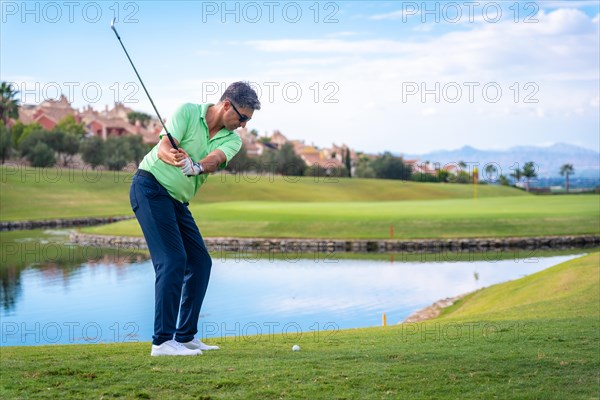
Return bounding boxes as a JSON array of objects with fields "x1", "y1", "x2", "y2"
[{"x1": 130, "y1": 170, "x2": 212, "y2": 345}]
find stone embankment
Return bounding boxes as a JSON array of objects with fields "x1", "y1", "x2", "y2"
[
  {"x1": 1, "y1": 216, "x2": 134, "y2": 231},
  {"x1": 402, "y1": 294, "x2": 469, "y2": 323},
  {"x1": 69, "y1": 233, "x2": 600, "y2": 253}
]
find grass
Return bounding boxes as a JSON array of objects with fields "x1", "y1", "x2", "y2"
[
  {"x1": 1, "y1": 253, "x2": 598, "y2": 399},
  {"x1": 3, "y1": 166, "x2": 598, "y2": 239},
  {"x1": 85, "y1": 195, "x2": 600, "y2": 239},
  {"x1": 1, "y1": 166, "x2": 527, "y2": 221}
]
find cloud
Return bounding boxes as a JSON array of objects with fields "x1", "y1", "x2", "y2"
[
  {"x1": 246, "y1": 9, "x2": 599, "y2": 82},
  {"x1": 247, "y1": 39, "x2": 418, "y2": 54},
  {"x1": 369, "y1": 9, "x2": 421, "y2": 21},
  {"x1": 235, "y1": 7, "x2": 598, "y2": 153},
  {"x1": 539, "y1": 1, "x2": 600, "y2": 9}
]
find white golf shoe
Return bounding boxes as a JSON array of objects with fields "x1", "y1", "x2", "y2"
[
  {"x1": 181, "y1": 338, "x2": 220, "y2": 351},
  {"x1": 151, "y1": 339, "x2": 202, "y2": 356}
]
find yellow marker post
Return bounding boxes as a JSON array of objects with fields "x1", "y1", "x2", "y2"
[{"x1": 382, "y1": 313, "x2": 387, "y2": 327}]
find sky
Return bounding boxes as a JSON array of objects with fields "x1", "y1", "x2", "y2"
[{"x1": 1, "y1": 0, "x2": 599, "y2": 155}]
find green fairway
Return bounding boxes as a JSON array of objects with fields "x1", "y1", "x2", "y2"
[
  {"x1": 1, "y1": 253, "x2": 598, "y2": 399},
  {"x1": 3, "y1": 166, "x2": 598, "y2": 239},
  {"x1": 1, "y1": 166, "x2": 527, "y2": 221},
  {"x1": 86, "y1": 195, "x2": 600, "y2": 239}
]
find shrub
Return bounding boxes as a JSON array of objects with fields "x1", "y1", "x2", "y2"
[{"x1": 27, "y1": 142, "x2": 56, "y2": 167}]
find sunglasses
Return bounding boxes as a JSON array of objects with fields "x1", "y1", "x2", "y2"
[{"x1": 228, "y1": 100, "x2": 251, "y2": 123}]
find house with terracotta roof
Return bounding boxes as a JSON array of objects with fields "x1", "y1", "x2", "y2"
[
  {"x1": 17, "y1": 97, "x2": 161, "y2": 144},
  {"x1": 18, "y1": 95, "x2": 81, "y2": 130}
]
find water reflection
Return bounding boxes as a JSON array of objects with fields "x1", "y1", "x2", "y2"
[
  {"x1": 0, "y1": 231, "x2": 149, "y2": 314},
  {"x1": 0, "y1": 250, "x2": 583, "y2": 346}
]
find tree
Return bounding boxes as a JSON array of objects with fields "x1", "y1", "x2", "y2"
[
  {"x1": 104, "y1": 137, "x2": 132, "y2": 171},
  {"x1": 304, "y1": 163, "x2": 348, "y2": 178},
  {"x1": 80, "y1": 137, "x2": 106, "y2": 169},
  {"x1": 19, "y1": 129, "x2": 51, "y2": 159},
  {"x1": 344, "y1": 147, "x2": 352, "y2": 178},
  {"x1": 0, "y1": 82, "x2": 20, "y2": 125},
  {"x1": 485, "y1": 164, "x2": 498, "y2": 183},
  {"x1": 259, "y1": 143, "x2": 305, "y2": 176},
  {"x1": 521, "y1": 161, "x2": 537, "y2": 192},
  {"x1": 353, "y1": 156, "x2": 376, "y2": 179},
  {"x1": 559, "y1": 164, "x2": 575, "y2": 192},
  {"x1": 371, "y1": 152, "x2": 412, "y2": 180},
  {"x1": 10, "y1": 120, "x2": 25, "y2": 146},
  {"x1": 226, "y1": 144, "x2": 253, "y2": 173},
  {"x1": 437, "y1": 169, "x2": 450, "y2": 183},
  {"x1": 498, "y1": 174, "x2": 510, "y2": 186},
  {"x1": 276, "y1": 143, "x2": 306, "y2": 176},
  {"x1": 27, "y1": 142, "x2": 56, "y2": 167},
  {"x1": 0, "y1": 123, "x2": 13, "y2": 164},
  {"x1": 54, "y1": 115, "x2": 86, "y2": 137},
  {"x1": 47, "y1": 130, "x2": 80, "y2": 166},
  {"x1": 17, "y1": 122, "x2": 45, "y2": 148},
  {"x1": 510, "y1": 167, "x2": 522, "y2": 186},
  {"x1": 123, "y1": 135, "x2": 147, "y2": 166},
  {"x1": 127, "y1": 111, "x2": 152, "y2": 127}
]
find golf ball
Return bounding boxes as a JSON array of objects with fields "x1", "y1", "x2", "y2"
[{"x1": 292, "y1": 345, "x2": 300, "y2": 352}]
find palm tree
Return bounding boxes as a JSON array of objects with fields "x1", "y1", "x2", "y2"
[
  {"x1": 0, "y1": 82, "x2": 20, "y2": 126},
  {"x1": 522, "y1": 161, "x2": 538, "y2": 192},
  {"x1": 510, "y1": 167, "x2": 522, "y2": 187},
  {"x1": 485, "y1": 164, "x2": 498, "y2": 183},
  {"x1": 559, "y1": 164, "x2": 575, "y2": 192}
]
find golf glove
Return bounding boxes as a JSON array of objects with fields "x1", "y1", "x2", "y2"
[{"x1": 180, "y1": 157, "x2": 204, "y2": 176}]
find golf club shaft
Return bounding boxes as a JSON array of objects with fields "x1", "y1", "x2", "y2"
[{"x1": 110, "y1": 22, "x2": 179, "y2": 150}]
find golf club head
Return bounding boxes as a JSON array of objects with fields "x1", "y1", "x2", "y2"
[{"x1": 110, "y1": 18, "x2": 119, "y2": 35}]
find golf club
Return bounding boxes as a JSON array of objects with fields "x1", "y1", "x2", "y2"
[{"x1": 110, "y1": 18, "x2": 179, "y2": 150}]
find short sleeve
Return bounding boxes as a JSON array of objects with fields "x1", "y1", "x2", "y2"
[
  {"x1": 163, "y1": 103, "x2": 192, "y2": 144},
  {"x1": 217, "y1": 134, "x2": 243, "y2": 168}
]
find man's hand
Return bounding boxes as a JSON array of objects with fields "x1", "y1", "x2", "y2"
[
  {"x1": 180, "y1": 158, "x2": 204, "y2": 176},
  {"x1": 157, "y1": 136, "x2": 187, "y2": 166}
]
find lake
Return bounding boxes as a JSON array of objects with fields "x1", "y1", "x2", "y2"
[{"x1": 0, "y1": 247, "x2": 582, "y2": 346}]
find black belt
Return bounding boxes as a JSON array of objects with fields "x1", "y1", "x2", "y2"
[{"x1": 135, "y1": 169, "x2": 158, "y2": 183}]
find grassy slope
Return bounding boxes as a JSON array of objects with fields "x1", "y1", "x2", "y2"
[
  {"x1": 85, "y1": 195, "x2": 600, "y2": 239},
  {"x1": 439, "y1": 252, "x2": 600, "y2": 321},
  {"x1": 0, "y1": 254, "x2": 597, "y2": 399},
  {"x1": 1, "y1": 166, "x2": 526, "y2": 221}
]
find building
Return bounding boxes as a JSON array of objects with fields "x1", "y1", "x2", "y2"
[{"x1": 17, "y1": 96, "x2": 161, "y2": 144}]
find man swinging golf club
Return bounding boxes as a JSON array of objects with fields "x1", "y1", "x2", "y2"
[{"x1": 130, "y1": 82, "x2": 261, "y2": 356}]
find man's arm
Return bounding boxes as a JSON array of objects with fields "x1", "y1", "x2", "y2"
[
  {"x1": 178, "y1": 148, "x2": 227, "y2": 176},
  {"x1": 196, "y1": 149, "x2": 227, "y2": 174}
]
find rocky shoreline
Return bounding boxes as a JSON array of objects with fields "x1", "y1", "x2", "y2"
[
  {"x1": 1, "y1": 216, "x2": 135, "y2": 231},
  {"x1": 68, "y1": 232, "x2": 600, "y2": 254},
  {"x1": 402, "y1": 293, "x2": 470, "y2": 323}
]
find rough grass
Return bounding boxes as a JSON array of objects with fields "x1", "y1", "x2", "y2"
[{"x1": 1, "y1": 253, "x2": 598, "y2": 399}]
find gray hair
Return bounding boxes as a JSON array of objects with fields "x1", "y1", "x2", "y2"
[{"x1": 220, "y1": 81, "x2": 261, "y2": 110}]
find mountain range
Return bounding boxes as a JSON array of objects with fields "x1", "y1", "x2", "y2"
[{"x1": 403, "y1": 143, "x2": 599, "y2": 179}]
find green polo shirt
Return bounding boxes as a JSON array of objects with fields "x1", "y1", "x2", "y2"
[{"x1": 138, "y1": 103, "x2": 242, "y2": 203}]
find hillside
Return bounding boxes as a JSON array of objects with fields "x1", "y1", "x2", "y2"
[
  {"x1": 405, "y1": 143, "x2": 599, "y2": 180},
  {"x1": 0, "y1": 166, "x2": 527, "y2": 221}
]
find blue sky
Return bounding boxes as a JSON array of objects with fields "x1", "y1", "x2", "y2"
[{"x1": 1, "y1": 1, "x2": 599, "y2": 154}]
